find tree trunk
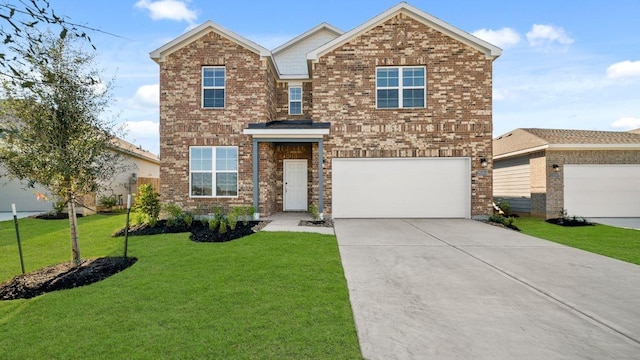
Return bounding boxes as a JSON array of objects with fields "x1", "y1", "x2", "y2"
[{"x1": 68, "y1": 194, "x2": 81, "y2": 266}]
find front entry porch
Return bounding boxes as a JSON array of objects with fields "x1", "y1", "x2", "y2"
[{"x1": 243, "y1": 120, "x2": 330, "y2": 219}]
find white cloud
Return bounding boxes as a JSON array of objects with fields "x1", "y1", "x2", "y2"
[
  {"x1": 610, "y1": 116, "x2": 640, "y2": 130},
  {"x1": 472, "y1": 28, "x2": 520, "y2": 49},
  {"x1": 526, "y1": 24, "x2": 574, "y2": 47},
  {"x1": 123, "y1": 120, "x2": 160, "y2": 154},
  {"x1": 131, "y1": 84, "x2": 159, "y2": 109},
  {"x1": 606, "y1": 60, "x2": 640, "y2": 79},
  {"x1": 135, "y1": 0, "x2": 197, "y2": 23}
]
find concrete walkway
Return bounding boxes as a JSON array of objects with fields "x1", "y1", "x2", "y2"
[
  {"x1": 261, "y1": 212, "x2": 334, "y2": 235},
  {"x1": 335, "y1": 219, "x2": 640, "y2": 359}
]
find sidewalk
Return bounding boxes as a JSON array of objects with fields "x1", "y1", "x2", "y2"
[{"x1": 261, "y1": 212, "x2": 334, "y2": 235}]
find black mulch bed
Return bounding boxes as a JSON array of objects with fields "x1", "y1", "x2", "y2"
[
  {"x1": 35, "y1": 213, "x2": 83, "y2": 220},
  {"x1": 113, "y1": 220, "x2": 267, "y2": 243},
  {"x1": 546, "y1": 218, "x2": 595, "y2": 227},
  {"x1": 0, "y1": 257, "x2": 137, "y2": 301},
  {"x1": 298, "y1": 219, "x2": 334, "y2": 228}
]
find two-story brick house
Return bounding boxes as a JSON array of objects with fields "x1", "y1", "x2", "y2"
[{"x1": 151, "y1": 2, "x2": 501, "y2": 219}]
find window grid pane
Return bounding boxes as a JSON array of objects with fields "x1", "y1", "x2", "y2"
[
  {"x1": 190, "y1": 146, "x2": 238, "y2": 197},
  {"x1": 377, "y1": 67, "x2": 425, "y2": 109},
  {"x1": 203, "y1": 67, "x2": 225, "y2": 108}
]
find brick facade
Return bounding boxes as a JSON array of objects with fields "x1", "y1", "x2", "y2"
[
  {"x1": 156, "y1": 9, "x2": 497, "y2": 218},
  {"x1": 313, "y1": 14, "x2": 494, "y2": 216}
]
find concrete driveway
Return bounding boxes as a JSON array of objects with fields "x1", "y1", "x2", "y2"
[{"x1": 335, "y1": 219, "x2": 640, "y2": 359}]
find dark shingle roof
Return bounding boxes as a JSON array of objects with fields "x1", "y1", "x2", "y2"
[{"x1": 494, "y1": 128, "x2": 640, "y2": 157}]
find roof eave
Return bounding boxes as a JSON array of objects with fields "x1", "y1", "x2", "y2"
[
  {"x1": 150, "y1": 20, "x2": 272, "y2": 63},
  {"x1": 307, "y1": 2, "x2": 502, "y2": 62}
]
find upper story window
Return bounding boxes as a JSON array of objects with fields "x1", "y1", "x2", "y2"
[
  {"x1": 376, "y1": 66, "x2": 425, "y2": 109},
  {"x1": 202, "y1": 66, "x2": 225, "y2": 108},
  {"x1": 289, "y1": 85, "x2": 302, "y2": 115},
  {"x1": 190, "y1": 146, "x2": 238, "y2": 197}
]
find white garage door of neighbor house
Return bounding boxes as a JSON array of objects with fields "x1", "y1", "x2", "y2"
[
  {"x1": 564, "y1": 164, "x2": 640, "y2": 217},
  {"x1": 332, "y1": 158, "x2": 471, "y2": 218}
]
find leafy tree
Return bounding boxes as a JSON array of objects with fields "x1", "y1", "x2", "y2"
[
  {"x1": 0, "y1": 0, "x2": 103, "y2": 138},
  {"x1": 0, "y1": 31, "x2": 123, "y2": 265}
]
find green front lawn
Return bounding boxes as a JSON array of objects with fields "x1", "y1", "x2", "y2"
[
  {"x1": 514, "y1": 216, "x2": 640, "y2": 265},
  {"x1": 0, "y1": 215, "x2": 362, "y2": 359}
]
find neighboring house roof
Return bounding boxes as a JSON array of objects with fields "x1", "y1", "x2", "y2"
[
  {"x1": 272, "y1": 23, "x2": 343, "y2": 79},
  {"x1": 629, "y1": 128, "x2": 640, "y2": 134},
  {"x1": 150, "y1": 20, "x2": 271, "y2": 63},
  {"x1": 494, "y1": 128, "x2": 640, "y2": 159},
  {"x1": 150, "y1": 2, "x2": 501, "y2": 79},
  {"x1": 110, "y1": 137, "x2": 160, "y2": 164},
  {"x1": 307, "y1": 2, "x2": 502, "y2": 62}
]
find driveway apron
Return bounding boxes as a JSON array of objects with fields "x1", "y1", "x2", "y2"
[{"x1": 334, "y1": 219, "x2": 640, "y2": 359}]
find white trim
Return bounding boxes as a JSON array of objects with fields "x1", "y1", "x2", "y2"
[
  {"x1": 202, "y1": 66, "x2": 225, "y2": 109},
  {"x1": 243, "y1": 129, "x2": 329, "y2": 137},
  {"x1": 150, "y1": 20, "x2": 271, "y2": 63},
  {"x1": 376, "y1": 66, "x2": 426, "y2": 109},
  {"x1": 307, "y1": 3, "x2": 502, "y2": 62},
  {"x1": 273, "y1": 22, "x2": 344, "y2": 55},
  {"x1": 189, "y1": 146, "x2": 239, "y2": 198},
  {"x1": 288, "y1": 85, "x2": 303, "y2": 115},
  {"x1": 494, "y1": 143, "x2": 640, "y2": 160}
]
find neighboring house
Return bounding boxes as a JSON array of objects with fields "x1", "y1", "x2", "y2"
[
  {"x1": 493, "y1": 128, "x2": 640, "y2": 218},
  {"x1": 151, "y1": 2, "x2": 501, "y2": 219},
  {"x1": 0, "y1": 138, "x2": 159, "y2": 213}
]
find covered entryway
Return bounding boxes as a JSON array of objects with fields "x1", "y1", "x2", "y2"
[
  {"x1": 564, "y1": 164, "x2": 640, "y2": 217},
  {"x1": 332, "y1": 158, "x2": 471, "y2": 218}
]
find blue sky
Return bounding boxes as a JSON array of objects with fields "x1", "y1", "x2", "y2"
[{"x1": 46, "y1": 0, "x2": 640, "y2": 155}]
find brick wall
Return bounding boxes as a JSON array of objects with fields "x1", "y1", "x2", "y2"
[
  {"x1": 312, "y1": 13, "x2": 494, "y2": 217},
  {"x1": 275, "y1": 82, "x2": 313, "y2": 119},
  {"x1": 544, "y1": 150, "x2": 640, "y2": 218},
  {"x1": 159, "y1": 31, "x2": 268, "y2": 211}
]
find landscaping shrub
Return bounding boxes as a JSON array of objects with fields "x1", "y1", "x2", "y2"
[{"x1": 132, "y1": 184, "x2": 160, "y2": 226}]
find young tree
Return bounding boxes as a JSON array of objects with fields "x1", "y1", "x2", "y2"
[{"x1": 0, "y1": 31, "x2": 123, "y2": 265}]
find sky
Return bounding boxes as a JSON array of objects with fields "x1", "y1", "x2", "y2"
[{"x1": 39, "y1": 0, "x2": 640, "y2": 155}]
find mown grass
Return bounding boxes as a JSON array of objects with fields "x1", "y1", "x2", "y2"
[
  {"x1": 514, "y1": 216, "x2": 640, "y2": 265},
  {"x1": 0, "y1": 215, "x2": 362, "y2": 359}
]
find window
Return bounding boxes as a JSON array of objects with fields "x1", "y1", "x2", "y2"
[
  {"x1": 202, "y1": 67, "x2": 225, "y2": 108},
  {"x1": 289, "y1": 86, "x2": 302, "y2": 115},
  {"x1": 190, "y1": 146, "x2": 238, "y2": 197},
  {"x1": 376, "y1": 66, "x2": 425, "y2": 109}
]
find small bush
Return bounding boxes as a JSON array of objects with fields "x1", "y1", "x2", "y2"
[
  {"x1": 308, "y1": 203, "x2": 319, "y2": 220},
  {"x1": 489, "y1": 214, "x2": 518, "y2": 230},
  {"x1": 219, "y1": 219, "x2": 228, "y2": 234},
  {"x1": 132, "y1": 184, "x2": 160, "y2": 226},
  {"x1": 496, "y1": 200, "x2": 512, "y2": 217},
  {"x1": 164, "y1": 203, "x2": 193, "y2": 228},
  {"x1": 98, "y1": 194, "x2": 117, "y2": 210},
  {"x1": 227, "y1": 211, "x2": 238, "y2": 231}
]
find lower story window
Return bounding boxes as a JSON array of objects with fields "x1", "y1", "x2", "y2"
[{"x1": 190, "y1": 146, "x2": 238, "y2": 197}]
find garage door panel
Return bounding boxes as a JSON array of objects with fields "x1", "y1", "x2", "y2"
[
  {"x1": 332, "y1": 158, "x2": 471, "y2": 218},
  {"x1": 564, "y1": 165, "x2": 640, "y2": 217}
]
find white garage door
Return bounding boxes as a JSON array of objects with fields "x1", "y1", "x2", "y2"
[
  {"x1": 564, "y1": 164, "x2": 640, "y2": 217},
  {"x1": 332, "y1": 158, "x2": 471, "y2": 218}
]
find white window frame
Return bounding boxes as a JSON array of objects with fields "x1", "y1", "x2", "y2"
[
  {"x1": 376, "y1": 66, "x2": 426, "y2": 109},
  {"x1": 202, "y1": 66, "x2": 225, "y2": 109},
  {"x1": 288, "y1": 85, "x2": 303, "y2": 115},
  {"x1": 189, "y1": 146, "x2": 238, "y2": 198}
]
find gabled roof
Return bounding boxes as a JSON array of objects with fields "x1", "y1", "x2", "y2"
[
  {"x1": 494, "y1": 128, "x2": 640, "y2": 159},
  {"x1": 272, "y1": 23, "x2": 343, "y2": 55},
  {"x1": 150, "y1": 20, "x2": 271, "y2": 63},
  {"x1": 307, "y1": 2, "x2": 502, "y2": 62},
  {"x1": 110, "y1": 137, "x2": 160, "y2": 164}
]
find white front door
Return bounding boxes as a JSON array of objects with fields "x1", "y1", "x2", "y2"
[{"x1": 284, "y1": 160, "x2": 308, "y2": 211}]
